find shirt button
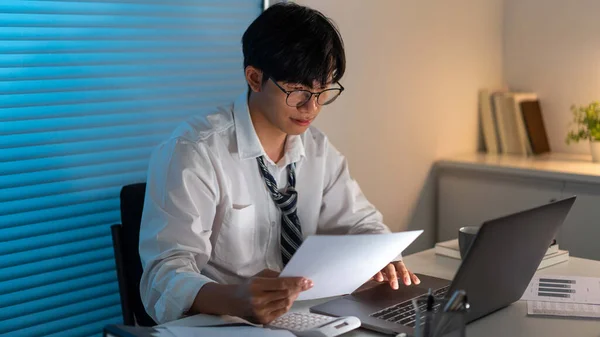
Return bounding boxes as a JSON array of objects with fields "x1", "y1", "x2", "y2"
[{"x1": 271, "y1": 221, "x2": 276, "y2": 226}]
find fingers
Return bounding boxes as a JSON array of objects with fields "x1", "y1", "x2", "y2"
[
  {"x1": 410, "y1": 271, "x2": 421, "y2": 285},
  {"x1": 395, "y1": 261, "x2": 412, "y2": 286},
  {"x1": 249, "y1": 278, "x2": 304, "y2": 325},
  {"x1": 385, "y1": 263, "x2": 398, "y2": 290},
  {"x1": 248, "y1": 276, "x2": 311, "y2": 307},
  {"x1": 260, "y1": 306, "x2": 290, "y2": 325},
  {"x1": 268, "y1": 296, "x2": 296, "y2": 312},
  {"x1": 255, "y1": 269, "x2": 280, "y2": 278},
  {"x1": 253, "y1": 304, "x2": 289, "y2": 325},
  {"x1": 256, "y1": 285, "x2": 303, "y2": 305},
  {"x1": 254, "y1": 277, "x2": 312, "y2": 292},
  {"x1": 372, "y1": 271, "x2": 385, "y2": 282}
]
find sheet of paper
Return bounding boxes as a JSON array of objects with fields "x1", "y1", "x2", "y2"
[
  {"x1": 153, "y1": 327, "x2": 176, "y2": 337},
  {"x1": 159, "y1": 326, "x2": 294, "y2": 337},
  {"x1": 527, "y1": 301, "x2": 600, "y2": 319},
  {"x1": 160, "y1": 314, "x2": 260, "y2": 328},
  {"x1": 520, "y1": 275, "x2": 600, "y2": 304},
  {"x1": 280, "y1": 231, "x2": 423, "y2": 300}
]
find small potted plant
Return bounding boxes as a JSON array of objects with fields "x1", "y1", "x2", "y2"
[{"x1": 566, "y1": 101, "x2": 600, "y2": 162}]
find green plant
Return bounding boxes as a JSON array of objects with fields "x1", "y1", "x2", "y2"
[{"x1": 566, "y1": 101, "x2": 600, "y2": 144}]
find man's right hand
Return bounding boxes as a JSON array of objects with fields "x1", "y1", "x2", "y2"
[
  {"x1": 190, "y1": 272, "x2": 313, "y2": 325},
  {"x1": 235, "y1": 275, "x2": 313, "y2": 324}
]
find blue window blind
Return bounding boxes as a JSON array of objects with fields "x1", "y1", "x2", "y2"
[{"x1": 0, "y1": 1, "x2": 262, "y2": 336}]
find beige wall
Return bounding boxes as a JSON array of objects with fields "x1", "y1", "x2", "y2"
[
  {"x1": 296, "y1": 0, "x2": 504, "y2": 252},
  {"x1": 504, "y1": 0, "x2": 600, "y2": 154}
]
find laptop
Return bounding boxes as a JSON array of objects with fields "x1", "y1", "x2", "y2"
[{"x1": 310, "y1": 196, "x2": 576, "y2": 335}]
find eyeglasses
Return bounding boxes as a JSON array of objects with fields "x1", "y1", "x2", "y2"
[{"x1": 270, "y1": 78, "x2": 344, "y2": 107}]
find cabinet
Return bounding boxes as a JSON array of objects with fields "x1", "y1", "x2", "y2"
[
  {"x1": 438, "y1": 170, "x2": 563, "y2": 241},
  {"x1": 436, "y1": 153, "x2": 600, "y2": 261},
  {"x1": 560, "y1": 182, "x2": 600, "y2": 260}
]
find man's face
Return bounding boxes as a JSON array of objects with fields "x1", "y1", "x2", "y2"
[{"x1": 257, "y1": 79, "x2": 324, "y2": 136}]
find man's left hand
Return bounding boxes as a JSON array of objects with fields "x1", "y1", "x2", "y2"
[{"x1": 372, "y1": 261, "x2": 420, "y2": 289}]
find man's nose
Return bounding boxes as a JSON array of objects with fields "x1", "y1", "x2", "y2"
[{"x1": 299, "y1": 95, "x2": 318, "y2": 113}]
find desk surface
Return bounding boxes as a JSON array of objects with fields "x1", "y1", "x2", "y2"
[
  {"x1": 291, "y1": 249, "x2": 600, "y2": 337},
  {"x1": 110, "y1": 249, "x2": 600, "y2": 337}
]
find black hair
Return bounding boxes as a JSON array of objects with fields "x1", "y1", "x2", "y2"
[{"x1": 242, "y1": 2, "x2": 346, "y2": 88}]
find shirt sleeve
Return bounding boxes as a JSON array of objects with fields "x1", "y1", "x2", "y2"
[{"x1": 138, "y1": 138, "x2": 220, "y2": 324}]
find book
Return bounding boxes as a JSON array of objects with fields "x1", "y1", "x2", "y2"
[
  {"x1": 508, "y1": 92, "x2": 538, "y2": 155},
  {"x1": 434, "y1": 239, "x2": 565, "y2": 270},
  {"x1": 488, "y1": 91, "x2": 503, "y2": 153},
  {"x1": 479, "y1": 90, "x2": 498, "y2": 154},
  {"x1": 492, "y1": 92, "x2": 510, "y2": 153},
  {"x1": 491, "y1": 91, "x2": 542, "y2": 156},
  {"x1": 493, "y1": 92, "x2": 524, "y2": 154},
  {"x1": 520, "y1": 100, "x2": 551, "y2": 155}
]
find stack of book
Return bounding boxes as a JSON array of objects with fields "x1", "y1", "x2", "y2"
[
  {"x1": 434, "y1": 239, "x2": 569, "y2": 270},
  {"x1": 479, "y1": 90, "x2": 550, "y2": 156}
]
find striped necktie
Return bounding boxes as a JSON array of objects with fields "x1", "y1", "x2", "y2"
[{"x1": 256, "y1": 156, "x2": 303, "y2": 266}]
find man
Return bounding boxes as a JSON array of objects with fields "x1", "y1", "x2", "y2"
[{"x1": 139, "y1": 2, "x2": 420, "y2": 325}]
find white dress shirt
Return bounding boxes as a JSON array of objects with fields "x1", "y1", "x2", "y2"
[{"x1": 139, "y1": 93, "x2": 394, "y2": 324}]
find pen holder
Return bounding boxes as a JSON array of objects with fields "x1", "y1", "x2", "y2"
[{"x1": 412, "y1": 298, "x2": 467, "y2": 337}]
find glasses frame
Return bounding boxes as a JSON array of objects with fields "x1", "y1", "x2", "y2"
[{"x1": 269, "y1": 78, "x2": 345, "y2": 107}]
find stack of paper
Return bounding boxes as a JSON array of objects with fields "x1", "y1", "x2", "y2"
[
  {"x1": 527, "y1": 301, "x2": 600, "y2": 319},
  {"x1": 153, "y1": 326, "x2": 294, "y2": 337},
  {"x1": 521, "y1": 274, "x2": 600, "y2": 319},
  {"x1": 160, "y1": 313, "x2": 260, "y2": 328}
]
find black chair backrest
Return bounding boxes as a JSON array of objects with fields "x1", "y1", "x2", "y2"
[{"x1": 111, "y1": 183, "x2": 156, "y2": 326}]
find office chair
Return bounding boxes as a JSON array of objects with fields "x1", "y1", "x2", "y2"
[{"x1": 111, "y1": 183, "x2": 156, "y2": 326}]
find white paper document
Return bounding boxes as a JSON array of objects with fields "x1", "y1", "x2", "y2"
[
  {"x1": 520, "y1": 274, "x2": 600, "y2": 304},
  {"x1": 153, "y1": 326, "x2": 294, "y2": 337},
  {"x1": 280, "y1": 231, "x2": 423, "y2": 300},
  {"x1": 159, "y1": 313, "x2": 260, "y2": 328},
  {"x1": 527, "y1": 301, "x2": 600, "y2": 319}
]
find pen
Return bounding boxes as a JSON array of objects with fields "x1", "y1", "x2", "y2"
[
  {"x1": 444, "y1": 290, "x2": 466, "y2": 312},
  {"x1": 443, "y1": 290, "x2": 461, "y2": 312},
  {"x1": 460, "y1": 294, "x2": 470, "y2": 311},
  {"x1": 452, "y1": 293, "x2": 469, "y2": 312},
  {"x1": 449, "y1": 293, "x2": 463, "y2": 311},
  {"x1": 426, "y1": 288, "x2": 434, "y2": 311},
  {"x1": 433, "y1": 290, "x2": 467, "y2": 337},
  {"x1": 423, "y1": 289, "x2": 434, "y2": 337}
]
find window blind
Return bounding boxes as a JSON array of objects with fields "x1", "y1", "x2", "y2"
[{"x1": 0, "y1": 1, "x2": 262, "y2": 336}]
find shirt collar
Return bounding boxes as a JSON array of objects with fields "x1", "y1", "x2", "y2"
[{"x1": 233, "y1": 93, "x2": 306, "y2": 166}]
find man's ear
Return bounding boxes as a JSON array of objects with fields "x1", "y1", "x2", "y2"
[{"x1": 245, "y1": 66, "x2": 264, "y2": 93}]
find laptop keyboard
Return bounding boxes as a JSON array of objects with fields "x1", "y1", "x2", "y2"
[{"x1": 369, "y1": 285, "x2": 450, "y2": 327}]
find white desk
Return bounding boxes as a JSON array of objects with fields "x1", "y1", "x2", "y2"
[{"x1": 291, "y1": 249, "x2": 600, "y2": 337}]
